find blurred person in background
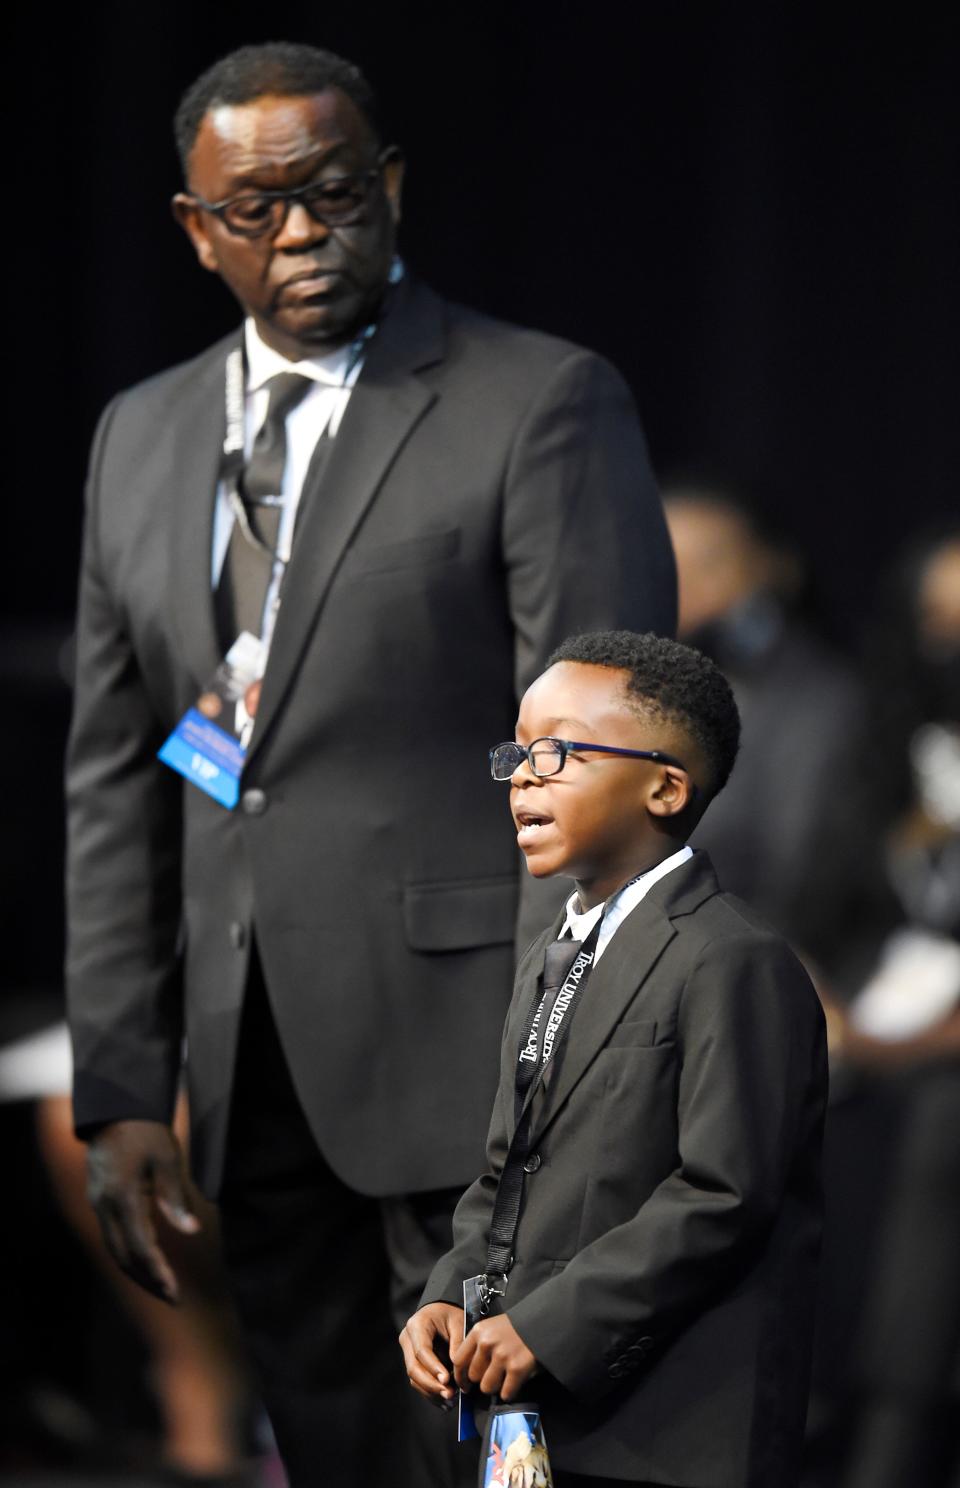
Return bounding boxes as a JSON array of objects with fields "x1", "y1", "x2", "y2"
[
  {"x1": 816, "y1": 528, "x2": 960, "y2": 1488},
  {"x1": 663, "y1": 479, "x2": 865, "y2": 974},
  {"x1": 37, "y1": 1088, "x2": 255, "y2": 1484},
  {"x1": 0, "y1": 643, "x2": 253, "y2": 1484},
  {"x1": 666, "y1": 490, "x2": 959, "y2": 1488}
]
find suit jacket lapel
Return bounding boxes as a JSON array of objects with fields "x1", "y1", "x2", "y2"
[
  {"x1": 531, "y1": 902, "x2": 676, "y2": 1140},
  {"x1": 244, "y1": 280, "x2": 444, "y2": 763},
  {"x1": 170, "y1": 334, "x2": 236, "y2": 689},
  {"x1": 529, "y1": 852, "x2": 721, "y2": 1141}
]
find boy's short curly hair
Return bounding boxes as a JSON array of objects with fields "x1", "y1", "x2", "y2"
[{"x1": 546, "y1": 630, "x2": 741, "y2": 799}]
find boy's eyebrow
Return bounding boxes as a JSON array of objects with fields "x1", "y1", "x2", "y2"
[
  {"x1": 543, "y1": 717, "x2": 594, "y2": 734},
  {"x1": 514, "y1": 717, "x2": 595, "y2": 736}
]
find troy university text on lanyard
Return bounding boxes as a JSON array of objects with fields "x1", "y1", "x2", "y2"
[
  {"x1": 474, "y1": 876, "x2": 643, "y2": 1316},
  {"x1": 456, "y1": 909, "x2": 607, "y2": 1441}
]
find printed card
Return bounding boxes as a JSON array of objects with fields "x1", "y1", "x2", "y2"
[{"x1": 158, "y1": 632, "x2": 266, "y2": 809}]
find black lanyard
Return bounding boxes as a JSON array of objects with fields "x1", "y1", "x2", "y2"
[
  {"x1": 481, "y1": 916, "x2": 604, "y2": 1300},
  {"x1": 480, "y1": 874, "x2": 653, "y2": 1308},
  {"x1": 513, "y1": 917, "x2": 603, "y2": 1119}
]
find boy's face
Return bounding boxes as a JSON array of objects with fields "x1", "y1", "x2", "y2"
[{"x1": 509, "y1": 662, "x2": 698, "y2": 908}]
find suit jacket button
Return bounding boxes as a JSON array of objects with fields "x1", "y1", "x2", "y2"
[
  {"x1": 241, "y1": 788, "x2": 267, "y2": 816},
  {"x1": 523, "y1": 1152, "x2": 541, "y2": 1173},
  {"x1": 229, "y1": 922, "x2": 246, "y2": 950}
]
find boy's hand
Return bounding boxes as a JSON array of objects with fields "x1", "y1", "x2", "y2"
[
  {"x1": 452, "y1": 1314, "x2": 538, "y2": 1401},
  {"x1": 399, "y1": 1302, "x2": 464, "y2": 1407}
]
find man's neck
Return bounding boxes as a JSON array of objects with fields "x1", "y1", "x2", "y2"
[{"x1": 251, "y1": 319, "x2": 360, "y2": 365}]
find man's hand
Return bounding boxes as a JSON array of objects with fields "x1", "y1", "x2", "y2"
[
  {"x1": 399, "y1": 1302, "x2": 464, "y2": 1407},
  {"x1": 86, "y1": 1119, "x2": 199, "y2": 1304},
  {"x1": 452, "y1": 1314, "x2": 537, "y2": 1401}
]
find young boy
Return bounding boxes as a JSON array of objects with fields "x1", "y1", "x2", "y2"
[{"x1": 400, "y1": 631, "x2": 828, "y2": 1488}]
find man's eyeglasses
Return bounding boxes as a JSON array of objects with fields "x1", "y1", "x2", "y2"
[
  {"x1": 489, "y1": 737, "x2": 692, "y2": 782},
  {"x1": 184, "y1": 151, "x2": 396, "y2": 239}
]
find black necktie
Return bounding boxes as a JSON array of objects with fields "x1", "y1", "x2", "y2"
[
  {"x1": 542, "y1": 936, "x2": 584, "y2": 998},
  {"x1": 215, "y1": 373, "x2": 312, "y2": 646}
]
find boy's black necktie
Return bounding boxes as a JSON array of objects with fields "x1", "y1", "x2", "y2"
[
  {"x1": 542, "y1": 935, "x2": 583, "y2": 997},
  {"x1": 216, "y1": 372, "x2": 312, "y2": 644}
]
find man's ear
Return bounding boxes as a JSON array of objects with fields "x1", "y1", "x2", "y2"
[
  {"x1": 171, "y1": 194, "x2": 220, "y2": 275},
  {"x1": 647, "y1": 766, "x2": 697, "y2": 819},
  {"x1": 380, "y1": 148, "x2": 405, "y2": 227}
]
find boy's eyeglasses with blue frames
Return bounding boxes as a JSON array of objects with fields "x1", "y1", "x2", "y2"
[{"x1": 489, "y1": 737, "x2": 693, "y2": 783}]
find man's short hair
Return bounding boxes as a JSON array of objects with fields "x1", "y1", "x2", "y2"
[
  {"x1": 546, "y1": 630, "x2": 741, "y2": 799},
  {"x1": 174, "y1": 42, "x2": 379, "y2": 177}
]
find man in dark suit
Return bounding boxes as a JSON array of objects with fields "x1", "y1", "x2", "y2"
[
  {"x1": 66, "y1": 43, "x2": 676, "y2": 1488},
  {"x1": 405, "y1": 633, "x2": 828, "y2": 1488}
]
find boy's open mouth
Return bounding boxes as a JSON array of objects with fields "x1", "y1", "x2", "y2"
[{"x1": 515, "y1": 808, "x2": 553, "y2": 840}]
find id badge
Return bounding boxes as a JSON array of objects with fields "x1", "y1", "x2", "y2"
[
  {"x1": 158, "y1": 632, "x2": 266, "y2": 809},
  {"x1": 457, "y1": 1276, "x2": 487, "y2": 1443},
  {"x1": 480, "y1": 1403, "x2": 553, "y2": 1488}
]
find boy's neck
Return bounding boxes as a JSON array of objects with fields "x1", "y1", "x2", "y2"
[{"x1": 574, "y1": 841, "x2": 688, "y2": 911}]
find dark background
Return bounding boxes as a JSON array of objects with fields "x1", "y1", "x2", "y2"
[
  {"x1": 3, "y1": 3, "x2": 958, "y2": 1010},
  {"x1": 6, "y1": 1, "x2": 958, "y2": 1000},
  {"x1": 12, "y1": 2, "x2": 959, "y2": 630}
]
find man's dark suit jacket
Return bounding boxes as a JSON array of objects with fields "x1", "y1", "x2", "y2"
[
  {"x1": 422, "y1": 851, "x2": 828, "y2": 1488},
  {"x1": 65, "y1": 277, "x2": 676, "y2": 1199}
]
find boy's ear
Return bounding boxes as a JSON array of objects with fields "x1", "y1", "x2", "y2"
[{"x1": 647, "y1": 766, "x2": 696, "y2": 819}]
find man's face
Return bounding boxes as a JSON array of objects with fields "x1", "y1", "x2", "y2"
[
  {"x1": 664, "y1": 496, "x2": 783, "y2": 640},
  {"x1": 509, "y1": 662, "x2": 697, "y2": 907},
  {"x1": 174, "y1": 89, "x2": 403, "y2": 358}
]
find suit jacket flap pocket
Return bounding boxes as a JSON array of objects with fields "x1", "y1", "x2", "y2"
[
  {"x1": 404, "y1": 875, "x2": 517, "y2": 952},
  {"x1": 605, "y1": 1019, "x2": 658, "y2": 1049},
  {"x1": 342, "y1": 528, "x2": 460, "y2": 576}
]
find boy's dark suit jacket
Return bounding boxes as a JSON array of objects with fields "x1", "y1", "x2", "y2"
[
  {"x1": 65, "y1": 275, "x2": 676, "y2": 1198},
  {"x1": 422, "y1": 851, "x2": 828, "y2": 1488}
]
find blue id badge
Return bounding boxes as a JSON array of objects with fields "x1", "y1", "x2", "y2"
[
  {"x1": 158, "y1": 632, "x2": 266, "y2": 809},
  {"x1": 480, "y1": 1404, "x2": 553, "y2": 1488},
  {"x1": 458, "y1": 1276, "x2": 487, "y2": 1443}
]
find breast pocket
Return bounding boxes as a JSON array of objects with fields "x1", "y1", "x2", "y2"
[
  {"x1": 605, "y1": 1019, "x2": 658, "y2": 1049},
  {"x1": 341, "y1": 528, "x2": 460, "y2": 576},
  {"x1": 403, "y1": 874, "x2": 517, "y2": 951}
]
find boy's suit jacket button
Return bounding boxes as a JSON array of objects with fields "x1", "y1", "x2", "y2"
[
  {"x1": 523, "y1": 1152, "x2": 541, "y2": 1173},
  {"x1": 240, "y1": 788, "x2": 267, "y2": 816}
]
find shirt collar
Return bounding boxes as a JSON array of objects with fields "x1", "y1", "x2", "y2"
[
  {"x1": 243, "y1": 318, "x2": 363, "y2": 393},
  {"x1": 559, "y1": 844, "x2": 694, "y2": 943}
]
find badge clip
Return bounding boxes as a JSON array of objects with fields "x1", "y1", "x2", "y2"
[{"x1": 478, "y1": 1272, "x2": 509, "y2": 1316}]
